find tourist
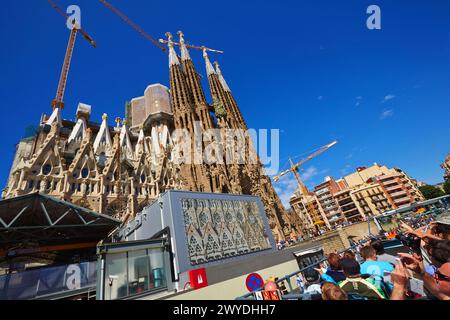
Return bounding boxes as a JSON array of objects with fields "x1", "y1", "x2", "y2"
[
  {"x1": 343, "y1": 250, "x2": 356, "y2": 261},
  {"x1": 422, "y1": 262, "x2": 450, "y2": 300},
  {"x1": 360, "y1": 245, "x2": 394, "y2": 281},
  {"x1": 339, "y1": 258, "x2": 388, "y2": 300},
  {"x1": 321, "y1": 282, "x2": 348, "y2": 300},
  {"x1": 303, "y1": 268, "x2": 322, "y2": 296},
  {"x1": 295, "y1": 273, "x2": 305, "y2": 293},
  {"x1": 370, "y1": 239, "x2": 397, "y2": 265},
  {"x1": 264, "y1": 281, "x2": 278, "y2": 292},
  {"x1": 316, "y1": 253, "x2": 346, "y2": 284}
]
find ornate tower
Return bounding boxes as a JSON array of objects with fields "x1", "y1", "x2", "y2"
[
  {"x1": 178, "y1": 31, "x2": 214, "y2": 131},
  {"x1": 176, "y1": 32, "x2": 233, "y2": 194},
  {"x1": 202, "y1": 60, "x2": 293, "y2": 240},
  {"x1": 165, "y1": 32, "x2": 212, "y2": 193}
]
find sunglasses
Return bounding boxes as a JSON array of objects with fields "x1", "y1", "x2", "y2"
[{"x1": 434, "y1": 271, "x2": 450, "y2": 283}]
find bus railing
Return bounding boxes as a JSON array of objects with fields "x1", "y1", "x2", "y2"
[{"x1": 235, "y1": 240, "x2": 370, "y2": 300}]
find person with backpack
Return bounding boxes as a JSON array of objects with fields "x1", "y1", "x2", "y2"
[{"x1": 339, "y1": 258, "x2": 389, "y2": 300}]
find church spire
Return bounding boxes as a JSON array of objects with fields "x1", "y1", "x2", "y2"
[
  {"x1": 203, "y1": 54, "x2": 239, "y2": 129},
  {"x1": 213, "y1": 60, "x2": 247, "y2": 129},
  {"x1": 94, "y1": 113, "x2": 113, "y2": 153},
  {"x1": 214, "y1": 61, "x2": 231, "y2": 92},
  {"x1": 166, "y1": 32, "x2": 180, "y2": 67},
  {"x1": 203, "y1": 48, "x2": 216, "y2": 76},
  {"x1": 177, "y1": 31, "x2": 191, "y2": 61},
  {"x1": 177, "y1": 31, "x2": 213, "y2": 130}
]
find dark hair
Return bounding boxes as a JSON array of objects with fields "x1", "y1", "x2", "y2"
[
  {"x1": 427, "y1": 240, "x2": 450, "y2": 265},
  {"x1": 434, "y1": 224, "x2": 450, "y2": 238},
  {"x1": 328, "y1": 253, "x2": 342, "y2": 270},
  {"x1": 360, "y1": 246, "x2": 377, "y2": 260},
  {"x1": 370, "y1": 240, "x2": 385, "y2": 255},
  {"x1": 303, "y1": 267, "x2": 320, "y2": 283},
  {"x1": 343, "y1": 250, "x2": 356, "y2": 260},
  {"x1": 341, "y1": 258, "x2": 361, "y2": 276}
]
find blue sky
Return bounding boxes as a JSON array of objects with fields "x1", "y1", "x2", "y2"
[{"x1": 1, "y1": 1, "x2": 449, "y2": 207}]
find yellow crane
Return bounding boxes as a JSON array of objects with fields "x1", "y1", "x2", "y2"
[
  {"x1": 98, "y1": 0, "x2": 167, "y2": 52},
  {"x1": 98, "y1": 0, "x2": 223, "y2": 55},
  {"x1": 273, "y1": 140, "x2": 337, "y2": 231},
  {"x1": 159, "y1": 32, "x2": 224, "y2": 55},
  {"x1": 47, "y1": 0, "x2": 96, "y2": 110},
  {"x1": 274, "y1": 140, "x2": 337, "y2": 195}
]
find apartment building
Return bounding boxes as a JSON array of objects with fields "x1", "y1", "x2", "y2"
[
  {"x1": 314, "y1": 177, "x2": 346, "y2": 228},
  {"x1": 334, "y1": 188, "x2": 365, "y2": 223},
  {"x1": 289, "y1": 163, "x2": 424, "y2": 232},
  {"x1": 289, "y1": 191, "x2": 330, "y2": 232},
  {"x1": 351, "y1": 182, "x2": 394, "y2": 218}
]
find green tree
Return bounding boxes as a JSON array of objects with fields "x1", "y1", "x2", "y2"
[
  {"x1": 419, "y1": 185, "x2": 445, "y2": 200},
  {"x1": 444, "y1": 179, "x2": 450, "y2": 195}
]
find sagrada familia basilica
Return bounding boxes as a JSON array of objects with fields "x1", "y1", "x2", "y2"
[{"x1": 2, "y1": 32, "x2": 301, "y2": 240}]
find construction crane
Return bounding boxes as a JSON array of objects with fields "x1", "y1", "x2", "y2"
[
  {"x1": 159, "y1": 31, "x2": 224, "y2": 55},
  {"x1": 98, "y1": 0, "x2": 167, "y2": 52},
  {"x1": 274, "y1": 141, "x2": 337, "y2": 232},
  {"x1": 274, "y1": 141, "x2": 338, "y2": 196},
  {"x1": 47, "y1": 0, "x2": 96, "y2": 110},
  {"x1": 98, "y1": 0, "x2": 222, "y2": 57}
]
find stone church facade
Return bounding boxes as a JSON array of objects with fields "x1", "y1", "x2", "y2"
[{"x1": 2, "y1": 32, "x2": 300, "y2": 240}]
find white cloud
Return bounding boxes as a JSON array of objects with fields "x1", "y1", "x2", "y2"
[
  {"x1": 272, "y1": 165, "x2": 329, "y2": 208},
  {"x1": 355, "y1": 96, "x2": 363, "y2": 107},
  {"x1": 301, "y1": 166, "x2": 319, "y2": 182},
  {"x1": 272, "y1": 165, "x2": 320, "y2": 208},
  {"x1": 382, "y1": 94, "x2": 396, "y2": 103},
  {"x1": 273, "y1": 175, "x2": 299, "y2": 209},
  {"x1": 380, "y1": 109, "x2": 394, "y2": 120}
]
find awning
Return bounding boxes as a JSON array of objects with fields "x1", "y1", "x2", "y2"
[{"x1": 0, "y1": 193, "x2": 121, "y2": 249}]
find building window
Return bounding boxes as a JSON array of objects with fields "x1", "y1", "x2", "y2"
[
  {"x1": 98, "y1": 153, "x2": 107, "y2": 168},
  {"x1": 103, "y1": 247, "x2": 166, "y2": 300},
  {"x1": 42, "y1": 164, "x2": 52, "y2": 176},
  {"x1": 81, "y1": 167, "x2": 89, "y2": 179}
]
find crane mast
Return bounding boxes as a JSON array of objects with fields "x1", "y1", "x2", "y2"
[
  {"x1": 47, "y1": 0, "x2": 96, "y2": 110},
  {"x1": 274, "y1": 140, "x2": 338, "y2": 195},
  {"x1": 273, "y1": 141, "x2": 338, "y2": 232},
  {"x1": 52, "y1": 27, "x2": 78, "y2": 110}
]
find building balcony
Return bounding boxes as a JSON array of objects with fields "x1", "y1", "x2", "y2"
[
  {"x1": 385, "y1": 184, "x2": 402, "y2": 192},
  {"x1": 390, "y1": 190, "x2": 407, "y2": 198},
  {"x1": 338, "y1": 200, "x2": 353, "y2": 207},
  {"x1": 394, "y1": 196, "x2": 411, "y2": 204},
  {"x1": 343, "y1": 208, "x2": 360, "y2": 216}
]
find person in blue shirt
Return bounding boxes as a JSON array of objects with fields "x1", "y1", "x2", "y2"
[
  {"x1": 315, "y1": 253, "x2": 347, "y2": 285},
  {"x1": 360, "y1": 245, "x2": 394, "y2": 294}
]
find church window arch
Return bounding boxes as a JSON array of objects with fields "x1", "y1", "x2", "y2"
[
  {"x1": 42, "y1": 164, "x2": 52, "y2": 176},
  {"x1": 98, "y1": 152, "x2": 107, "y2": 167},
  {"x1": 81, "y1": 167, "x2": 89, "y2": 179}
]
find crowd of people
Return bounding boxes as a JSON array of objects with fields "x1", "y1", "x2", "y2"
[{"x1": 288, "y1": 213, "x2": 450, "y2": 300}]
